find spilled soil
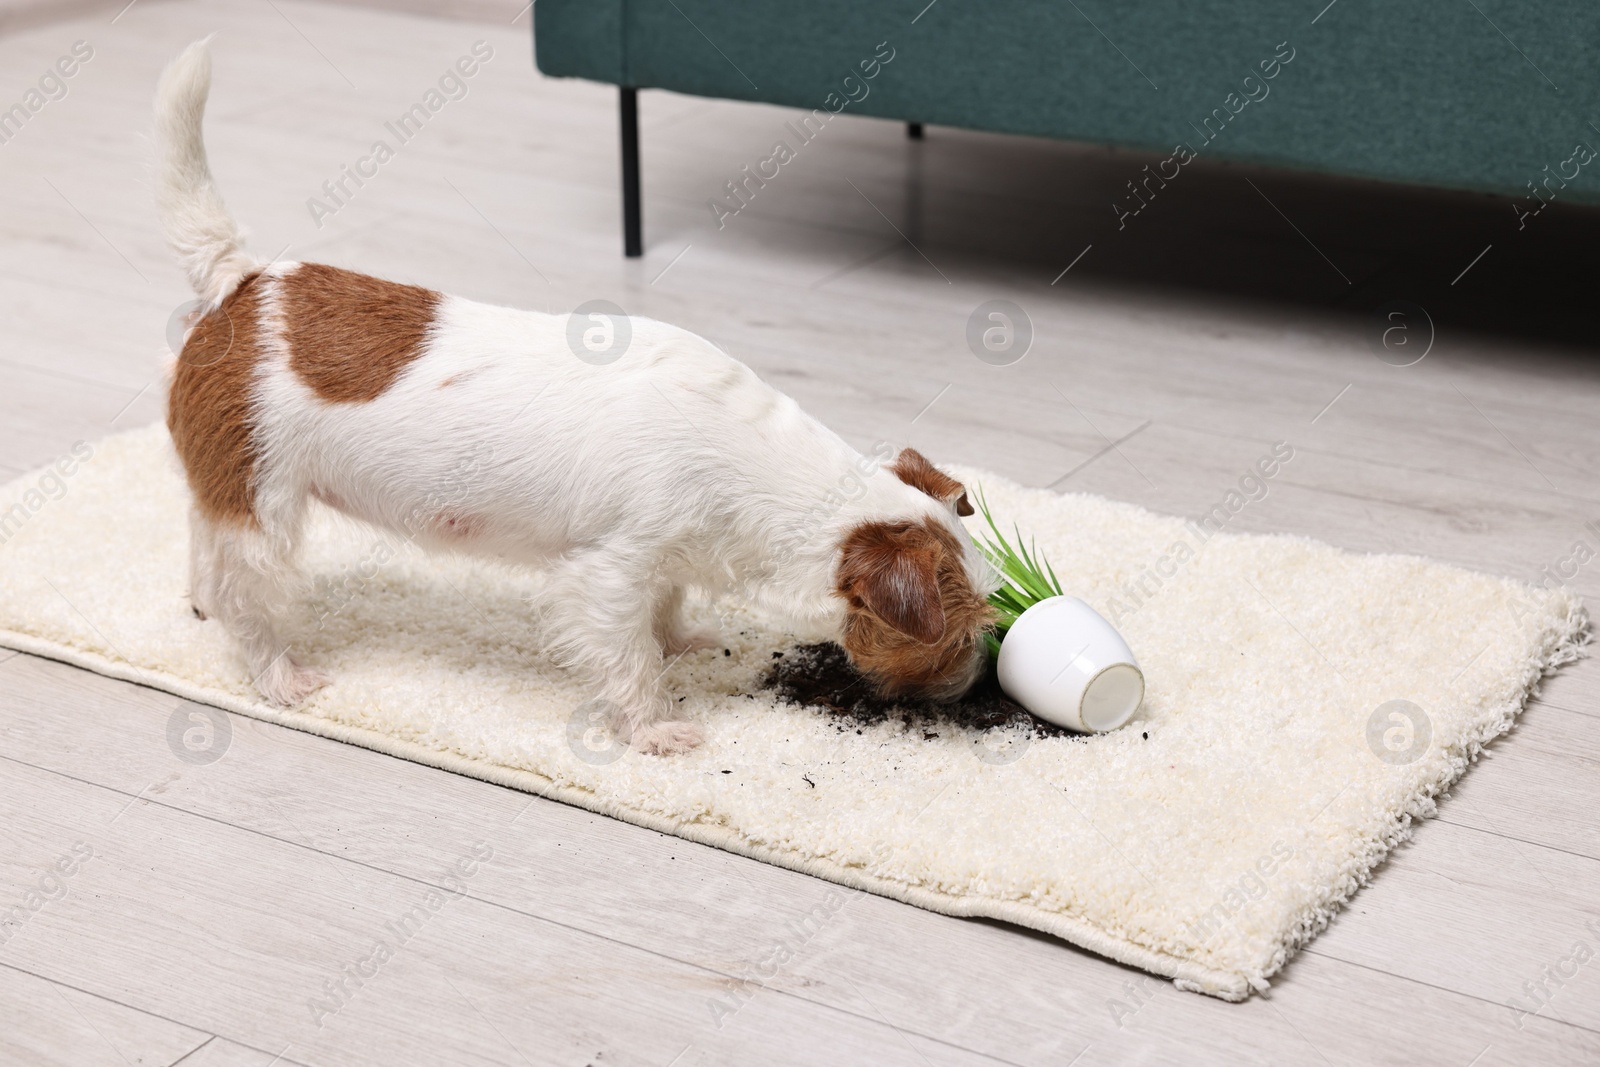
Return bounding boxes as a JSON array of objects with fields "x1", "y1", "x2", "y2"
[{"x1": 762, "y1": 642, "x2": 1079, "y2": 741}]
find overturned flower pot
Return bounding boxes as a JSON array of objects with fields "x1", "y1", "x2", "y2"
[
  {"x1": 994, "y1": 595, "x2": 1144, "y2": 732},
  {"x1": 975, "y1": 488, "x2": 1144, "y2": 733}
]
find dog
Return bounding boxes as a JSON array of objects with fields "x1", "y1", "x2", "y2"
[{"x1": 153, "y1": 40, "x2": 996, "y2": 754}]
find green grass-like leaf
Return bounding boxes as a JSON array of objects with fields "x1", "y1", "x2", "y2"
[{"x1": 972, "y1": 484, "x2": 1063, "y2": 658}]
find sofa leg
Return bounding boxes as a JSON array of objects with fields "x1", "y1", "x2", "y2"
[
  {"x1": 620, "y1": 86, "x2": 642, "y2": 257},
  {"x1": 907, "y1": 122, "x2": 924, "y2": 140}
]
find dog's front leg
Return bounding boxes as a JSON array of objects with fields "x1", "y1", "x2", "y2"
[
  {"x1": 653, "y1": 585, "x2": 721, "y2": 656},
  {"x1": 543, "y1": 550, "x2": 705, "y2": 756}
]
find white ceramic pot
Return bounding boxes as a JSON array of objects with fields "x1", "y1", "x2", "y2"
[{"x1": 995, "y1": 596, "x2": 1144, "y2": 732}]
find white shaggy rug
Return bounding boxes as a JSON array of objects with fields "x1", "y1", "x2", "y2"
[{"x1": 0, "y1": 424, "x2": 1585, "y2": 1000}]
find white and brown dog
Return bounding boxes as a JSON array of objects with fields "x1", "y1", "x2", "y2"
[{"x1": 154, "y1": 41, "x2": 996, "y2": 754}]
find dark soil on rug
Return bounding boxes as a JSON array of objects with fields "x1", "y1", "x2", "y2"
[{"x1": 762, "y1": 642, "x2": 1081, "y2": 742}]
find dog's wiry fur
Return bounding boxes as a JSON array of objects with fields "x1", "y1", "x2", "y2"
[{"x1": 154, "y1": 40, "x2": 997, "y2": 754}]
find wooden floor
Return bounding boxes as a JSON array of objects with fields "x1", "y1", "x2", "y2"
[{"x1": 2, "y1": 1, "x2": 1599, "y2": 1064}]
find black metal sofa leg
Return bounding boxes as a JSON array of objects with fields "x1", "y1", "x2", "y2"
[
  {"x1": 907, "y1": 122, "x2": 924, "y2": 140},
  {"x1": 620, "y1": 86, "x2": 642, "y2": 257}
]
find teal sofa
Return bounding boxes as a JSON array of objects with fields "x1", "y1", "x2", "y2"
[{"x1": 534, "y1": 1, "x2": 1600, "y2": 256}]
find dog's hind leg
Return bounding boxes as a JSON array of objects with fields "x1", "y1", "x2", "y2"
[{"x1": 201, "y1": 491, "x2": 328, "y2": 706}]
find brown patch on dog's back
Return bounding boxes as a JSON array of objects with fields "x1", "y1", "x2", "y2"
[
  {"x1": 835, "y1": 518, "x2": 993, "y2": 701},
  {"x1": 891, "y1": 447, "x2": 973, "y2": 516},
  {"x1": 168, "y1": 271, "x2": 268, "y2": 527},
  {"x1": 282, "y1": 263, "x2": 440, "y2": 403}
]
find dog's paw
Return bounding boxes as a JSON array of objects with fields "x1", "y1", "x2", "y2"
[
  {"x1": 256, "y1": 657, "x2": 330, "y2": 706},
  {"x1": 630, "y1": 720, "x2": 704, "y2": 756},
  {"x1": 661, "y1": 627, "x2": 721, "y2": 657}
]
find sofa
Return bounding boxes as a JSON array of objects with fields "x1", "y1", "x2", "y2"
[{"x1": 533, "y1": 1, "x2": 1600, "y2": 256}]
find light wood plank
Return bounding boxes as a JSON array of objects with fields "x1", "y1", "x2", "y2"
[
  {"x1": 167, "y1": 1037, "x2": 303, "y2": 1067},
  {"x1": 317, "y1": 0, "x2": 530, "y2": 24},
  {"x1": 0, "y1": 965, "x2": 212, "y2": 1067},
  {"x1": 1533, "y1": 658, "x2": 1600, "y2": 720},
  {"x1": 1436, "y1": 703, "x2": 1600, "y2": 860},
  {"x1": 0, "y1": 363, "x2": 156, "y2": 474},
  {"x1": 0, "y1": 0, "x2": 145, "y2": 36},
  {"x1": 1306, "y1": 819, "x2": 1600, "y2": 1032},
  {"x1": 0, "y1": 275, "x2": 176, "y2": 393}
]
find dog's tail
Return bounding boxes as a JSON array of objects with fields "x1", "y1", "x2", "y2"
[{"x1": 154, "y1": 37, "x2": 258, "y2": 306}]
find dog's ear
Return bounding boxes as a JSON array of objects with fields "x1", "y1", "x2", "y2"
[
  {"x1": 838, "y1": 522, "x2": 947, "y2": 644},
  {"x1": 891, "y1": 447, "x2": 974, "y2": 516}
]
